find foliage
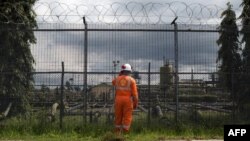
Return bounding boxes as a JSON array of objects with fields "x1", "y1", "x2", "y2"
[
  {"x1": 2, "y1": 108, "x2": 250, "y2": 140},
  {"x1": 0, "y1": 113, "x2": 227, "y2": 140},
  {"x1": 65, "y1": 81, "x2": 73, "y2": 91},
  {"x1": 40, "y1": 84, "x2": 50, "y2": 95},
  {"x1": 0, "y1": 0, "x2": 37, "y2": 114},
  {"x1": 217, "y1": 2, "x2": 241, "y2": 92},
  {"x1": 232, "y1": 0, "x2": 250, "y2": 112},
  {"x1": 101, "y1": 132, "x2": 125, "y2": 141},
  {"x1": 240, "y1": 0, "x2": 250, "y2": 72}
]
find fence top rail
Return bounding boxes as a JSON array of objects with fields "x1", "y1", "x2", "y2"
[
  {"x1": 0, "y1": 28, "x2": 220, "y2": 32},
  {"x1": 33, "y1": 28, "x2": 220, "y2": 32},
  {"x1": 30, "y1": 71, "x2": 221, "y2": 75}
]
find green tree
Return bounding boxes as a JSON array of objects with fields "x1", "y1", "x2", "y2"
[
  {"x1": 239, "y1": 0, "x2": 250, "y2": 72},
  {"x1": 238, "y1": 0, "x2": 250, "y2": 115},
  {"x1": 0, "y1": 0, "x2": 37, "y2": 115},
  {"x1": 41, "y1": 84, "x2": 50, "y2": 94},
  {"x1": 66, "y1": 81, "x2": 73, "y2": 90},
  {"x1": 217, "y1": 3, "x2": 241, "y2": 92}
]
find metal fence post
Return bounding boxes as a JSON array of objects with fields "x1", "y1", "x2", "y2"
[
  {"x1": 60, "y1": 61, "x2": 65, "y2": 129},
  {"x1": 147, "y1": 62, "x2": 151, "y2": 125},
  {"x1": 171, "y1": 17, "x2": 179, "y2": 123},
  {"x1": 83, "y1": 17, "x2": 88, "y2": 124}
]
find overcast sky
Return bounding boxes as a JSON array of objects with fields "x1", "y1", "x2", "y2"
[
  {"x1": 32, "y1": 0, "x2": 242, "y2": 85},
  {"x1": 35, "y1": 0, "x2": 242, "y2": 24}
]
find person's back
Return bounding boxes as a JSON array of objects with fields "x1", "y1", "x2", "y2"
[{"x1": 113, "y1": 75, "x2": 137, "y2": 97}]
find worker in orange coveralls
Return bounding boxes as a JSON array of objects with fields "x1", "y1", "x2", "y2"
[{"x1": 112, "y1": 63, "x2": 138, "y2": 134}]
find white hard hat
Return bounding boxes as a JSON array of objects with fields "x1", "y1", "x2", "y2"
[{"x1": 121, "y1": 64, "x2": 132, "y2": 72}]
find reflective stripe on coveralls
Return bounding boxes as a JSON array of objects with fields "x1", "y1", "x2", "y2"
[
  {"x1": 122, "y1": 125, "x2": 130, "y2": 130},
  {"x1": 115, "y1": 125, "x2": 130, "y2": 131}
]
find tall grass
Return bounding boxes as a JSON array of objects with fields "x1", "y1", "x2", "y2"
[{"x1": 1, "y1": 109, "x2": 248, "y2": 140}]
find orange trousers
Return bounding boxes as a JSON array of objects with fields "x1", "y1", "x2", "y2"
[{"x1": 114, "y1": 96, "x2": 133, "y2": 133}]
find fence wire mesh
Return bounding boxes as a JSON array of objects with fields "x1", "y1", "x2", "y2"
[{"x1": 1, "y1": 22, "x2": 250, "y2": 131}]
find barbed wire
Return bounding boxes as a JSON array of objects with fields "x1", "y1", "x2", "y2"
[{"x1": 0, "y1": 1, "x2": 242, "y2": 25}]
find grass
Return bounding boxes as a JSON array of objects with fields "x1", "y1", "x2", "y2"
[
  {"x1": 0, "y1": 114, "x2": 224, "y2": 141},
  {"x1": 2, "y1": 109, "x2": 249, "y2": 141},
  {"x1": 0, "y1": 128, "x2": 223, "y2": 141},
  {"x1": 0, "y1": 129, "x2": 223, "y2": 141}
]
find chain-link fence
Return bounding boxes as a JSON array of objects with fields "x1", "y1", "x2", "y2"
[
  {"x1": 1, "y1": 24, "x2": 249, "y2": 129},
  {"x1": 1, "y1": 22, "x2": 250, "y2": 131}
]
